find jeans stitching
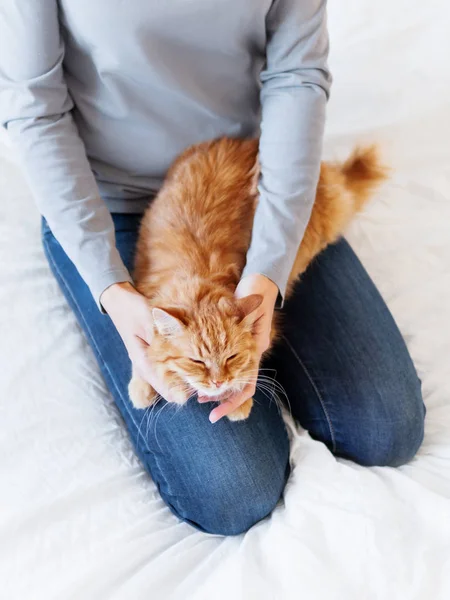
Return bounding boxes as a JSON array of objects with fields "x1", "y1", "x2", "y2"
[
  {"x1": 43, "y1": 236, "x2": 153, "y2": 457},
  {"x1": 281, "y1": 335, "x2": 337, "y2": 453}
]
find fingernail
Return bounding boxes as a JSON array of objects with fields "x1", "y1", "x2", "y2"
[{"x1": 209, "y1": 413, "x2": 218, "y2": 424}]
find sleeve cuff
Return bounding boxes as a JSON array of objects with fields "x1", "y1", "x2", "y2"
[
  {"x1": 241, "y1": 262, "x2": 288, "y2": 310},
  {"x1": 89, "y1": 267, "x2": 134, "y2": 314}
]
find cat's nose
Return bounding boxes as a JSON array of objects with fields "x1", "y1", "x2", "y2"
[{"x1": 212, "y1": 380, "x2": 223, "y2": 388}]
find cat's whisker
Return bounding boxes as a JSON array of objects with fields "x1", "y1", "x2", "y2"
[
  {"x1": 256, "y1": 376, "x2": 292, "y2": 417},
  {"x1": 257, "y1": 374, "x2": 284, "y2": 386},
  {"x1": 167, "y1": 401, "x2": 186, "y2": 425},
  {"x1": 145, "y1": 396, "x2": 164, "y2": 439},
  {"x1": 152, "y1": 401, "x2": 167, "y2": 447},
  {"x1": 253, "y1": 389, "x2": 275, "y2": 409},
  {"x1": 138, "y1": 400, "x2": 155, "y2": 439},
  {"x1": 152, "y1": 399, "x2": 174, "y2": 450},
  {"x1": 230, "y1": 376, "x2": 277, "y2": 389},
  {"x1": 136, "y1": 396, "x2": 161, "y2": 445},
  {"x1": 256, "y1": 383, "x2": 281, "y2": 400},
  {"x1": 228, "y1": 379, "x2": 275, "y2": 398},
  {"x1": 254, "y1": 386, "x2": 284, "y2": 417},
  {"x1": 144, "y1": 405, "x2": 154, "y2": 441},
  {"x1": 255, "y1": 374, "x2": 289, "y2": 397},
  {"x1": 226, "y1": 373, "x2": 291, "y2": 418},
  {"x1": 137, "y1": 407, "x2": 149, "y2": 445},
  {"x1": 149, "y1": 384, "x2": 198, "y2": 437}
]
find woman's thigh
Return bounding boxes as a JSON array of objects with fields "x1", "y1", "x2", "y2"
[
  {"x1": 41, "y1": 214, "x2": 289, "y2": 535},
  {"x1": 267, "y1": 238, "x2": 425, "y2": 467}
]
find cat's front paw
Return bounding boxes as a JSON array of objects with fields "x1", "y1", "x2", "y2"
[
  {"x1": 227, "y1": 397, "x2": 253, "y2": 421},
  {"x1": 169, "y1": 387, "x2": 191, "y2": 406},
  {"x1": 128, "y1": 376, "x2": 158, "y2": 409}
]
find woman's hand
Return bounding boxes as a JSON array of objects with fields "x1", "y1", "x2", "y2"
[
  {"x1": 100, "y1": 282, "x2": 175, "y2": 402},
  {"x1": 206, "y1": 274, "x2": 279, "y2": 423}
]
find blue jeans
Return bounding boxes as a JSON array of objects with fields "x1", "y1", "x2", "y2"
[{"x1": 42, "y1": 214, "x2": 425, "y2": 535}]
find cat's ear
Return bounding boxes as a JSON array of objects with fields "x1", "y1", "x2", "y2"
[
  {"x1": 152, "y1": 308, "x2": 185, "y2": 337},
  {"x1": 236, "y1": 294, "x2": 263, "y2": 324}
]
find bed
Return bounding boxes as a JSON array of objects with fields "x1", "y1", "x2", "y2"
[{"x1": 1, "y1": 1, "x2": 449, "y2": 598}]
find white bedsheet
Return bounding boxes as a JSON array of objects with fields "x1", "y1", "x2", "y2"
[{"x1": 1, "y1": 1, "x2": 449, "y2": 598}]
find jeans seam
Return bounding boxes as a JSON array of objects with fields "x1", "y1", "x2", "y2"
[
  {"x1": 281, "y1": 335, "x2": 337, "y2": 453},
  {"x1": 43, "y1": 236, "x2": 153, "y2": 457}
]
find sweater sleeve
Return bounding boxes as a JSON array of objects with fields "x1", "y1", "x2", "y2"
[
  {"x1": 0, "y1": 1, "x2": 132, "y2": 310},
  {"x1": 241, "y1": 0, "x2": 331, "y2": 305}
]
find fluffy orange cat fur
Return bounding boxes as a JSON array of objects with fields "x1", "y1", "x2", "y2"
[{"x1": 129, "y1": 137, "x2": 386, "y2": 420}]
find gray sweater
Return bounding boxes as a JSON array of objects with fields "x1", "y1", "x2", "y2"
[{"x1": 0, "y1": 0, "x2": 331, "y2": 308}]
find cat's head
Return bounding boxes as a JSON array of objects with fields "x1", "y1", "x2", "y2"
[{"x1": 147, "y1": 294, "x2": 263, "y2": 400}]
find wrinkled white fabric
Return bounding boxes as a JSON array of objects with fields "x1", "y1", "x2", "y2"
[{"x1": 0, "y1": 1, "x2": 449, "y2": 598}]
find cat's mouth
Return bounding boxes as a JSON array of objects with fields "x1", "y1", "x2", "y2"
[
  {"x1": 195, "y1": 386, "x2": 236, "y2": 403},
  {"x1": 186, "y1": 378, "x2": 244, "y2": 403},
  {"x1": 197, "y1": 385, "x2": 244, "y2": 402},
  {"x1": 207, "y1": 389, "x2": 233, "y2": 402}
]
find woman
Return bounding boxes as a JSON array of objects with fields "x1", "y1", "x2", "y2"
[{"x1": 0, "y1": 1, "x2": 424, "y2": 535}]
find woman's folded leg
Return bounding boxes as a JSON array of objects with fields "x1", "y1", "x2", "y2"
[
  {"x1": 267, "y1": 238, "x2": 425, "y2": 467},
  {"x1": 42, "y1": 214, "x2": 290, "y2": 535}
]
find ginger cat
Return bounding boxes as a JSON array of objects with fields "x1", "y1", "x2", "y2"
[{"x1": 128, "y1": 137, "x2": 386, "y2": 420}]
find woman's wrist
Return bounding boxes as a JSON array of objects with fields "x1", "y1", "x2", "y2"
[
  {"x1": 100, "y1": 281, "x2": 139, "y2": 314},
  {"x1": 236, "y1": 273, "x2": 279, "y2": 305}
]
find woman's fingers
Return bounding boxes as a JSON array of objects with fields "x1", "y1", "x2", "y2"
[
  {"x1": 208, "y1": 383, "x2": 256, "y2": 423},
  {"x1": 130, "y1": 337, "x2": 175, "y2": 402},
  {"x1": 103, "y1": 285, "x2": 189, "y2": 404}
]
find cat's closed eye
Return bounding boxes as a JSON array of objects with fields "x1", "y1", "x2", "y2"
[
  {"x1": 190, "y1": 358, "x2": 204, "y2": 365},
  {"x1": 226, "y1": 354, "x2": 238, "y2": 362}
]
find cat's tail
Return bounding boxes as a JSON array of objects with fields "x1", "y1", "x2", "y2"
[
  {"x1": 286, "y1": 146, "x2": 387, "y2": 293},
  {"x1": 340, "y1": 145, "x2": 388, "y2": 211}
]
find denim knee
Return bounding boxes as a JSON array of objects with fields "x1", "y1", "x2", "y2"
[
  {"x1": 339, "y1": 382, "x2": 425, "y2": 467},
  {"x1": 195, "y1": 475, "x2": 287, "y2": 536},
  {"x1": 159, "y1": 448, "x2": 290, "y2": 536}
]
